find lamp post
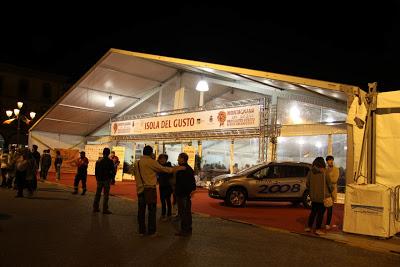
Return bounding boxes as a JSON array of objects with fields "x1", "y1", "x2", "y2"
[{"x1": 3, "y1": 102, "x2": 36, "y2": 148}]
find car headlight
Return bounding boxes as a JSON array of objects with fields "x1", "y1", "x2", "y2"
[{"x1": 214, "y1": 180, "x2": 225, "y2": 187}]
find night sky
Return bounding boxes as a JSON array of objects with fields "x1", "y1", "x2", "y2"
[{"x1": 0, "y1": 2, "x2": 399, "y2": 92}]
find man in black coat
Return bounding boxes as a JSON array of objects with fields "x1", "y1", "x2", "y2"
[
  {"x1": 93, "y1": 148, "x2": 115, "y2": 214},
  {"x1": 175, "y1": 152, "x2": 196, "y2": 236},
  {"x1": 31, "y1": 145, "x2": 40, "y2": 189}
]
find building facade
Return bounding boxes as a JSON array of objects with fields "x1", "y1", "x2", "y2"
[{"x1": 0, "y1": 63, "x2": 69, "y2": 148}]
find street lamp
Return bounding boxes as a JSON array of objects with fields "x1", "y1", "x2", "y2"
[{"x1": 3, "y1": 102, "x2": 36, "y2": 148}]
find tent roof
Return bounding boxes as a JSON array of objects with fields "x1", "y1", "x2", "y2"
[{"x1": 30, "y1": 48, "x2": 361, "y2": 136}]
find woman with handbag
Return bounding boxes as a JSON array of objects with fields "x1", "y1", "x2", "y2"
[{"x1": 305, "y1": 157, "x2": 333, "y2": 235}]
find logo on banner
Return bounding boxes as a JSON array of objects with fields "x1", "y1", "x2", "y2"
[
  {"x1": 217, "y1": 111, "x2": 227, "y2": 126},
  {"x1": 113, "y1": 123, "x2": 118, "y2": 134},
  {"x1": 351, "y1": 204, "x2": 384, "y2": 214}
]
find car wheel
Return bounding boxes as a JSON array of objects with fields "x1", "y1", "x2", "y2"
[
  {"x1": 302, "y1": 190, "x2": 311, "y2": 209},
  {"x1": 225, "y1": 187, "x2": 246, "y2": 207}
]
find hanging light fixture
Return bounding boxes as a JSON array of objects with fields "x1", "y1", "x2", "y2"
[
  {"x1": 196, "y1": 78, "x2": 209, "y2": 92},
  {"x1": 105, "y1": 94, "x2": 115, "y2": 107}
]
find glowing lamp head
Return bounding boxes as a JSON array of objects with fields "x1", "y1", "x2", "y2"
[{"x1": 196, "y1": 79, "x2": 209, "y2": 92}]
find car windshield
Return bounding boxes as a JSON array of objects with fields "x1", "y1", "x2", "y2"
[{"x1": 236, "y1": 163, "x2": 265, "y2": 175}]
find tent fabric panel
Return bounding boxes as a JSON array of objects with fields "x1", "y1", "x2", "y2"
[
  {"x1": 47, "y1": 106, "x2": 110, "y2": 125},
  {"x1": 111, "y1": 49, "x2": 359, "y2": 94},
  {"x1": 30, "y1": 130, "x2": 85, "y2": 152},
  {"x1": 123, "y1": 93, "x2": 160, "y2": 116},
  {"x1": 33, "y1": 119, "x2": 97, "y2": 136},
  {"x1": 377, "y1": 91, "x2": 400, "y2": 108},
  {"x1": 375, "y1": 112, "x2": 400, "y2": 187},
  {"x1": 60, "y1": 88, "x2": 134, "y2": 114},
  {"x1": 102, "y1": 52, "x2": 177, "y2": 82},
  {"x1": 90, "y1": 123, "x2": 111, "y2": 137},
  {"x1": 79, "y1": 67, "x2": 163, "y2": 97},
  {"x1": 375, "y1": 91, "x2": 400, "y2": 186}
]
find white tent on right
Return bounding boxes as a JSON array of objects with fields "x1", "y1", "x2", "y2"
[{"x1": 344, "y1": 86, "x2": 400, "y2": 238}]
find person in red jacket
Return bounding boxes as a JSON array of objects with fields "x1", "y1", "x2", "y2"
[{"x1": 72, "y1": 151, "x2": 89, "y2": 195}]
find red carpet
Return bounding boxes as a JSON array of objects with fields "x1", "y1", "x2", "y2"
[{"x1": 46, "y1": 172, "x2": 343, "y2": 233}]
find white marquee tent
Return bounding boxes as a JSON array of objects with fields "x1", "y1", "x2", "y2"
[
  {"x1": 29, "y1": 49, "x2": 355, "y2": 158},
  {"x1": 29, "y1": 49, "x2": 400, "y2": 237}
]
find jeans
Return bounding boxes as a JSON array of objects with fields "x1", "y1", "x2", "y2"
[
  {"x1": 159, "y1": 186, "x2": 172, "y2": 216},
  {"x1": 40, "y1": 167, "x2": 50, "y2": 180},
  {"x1": 177, "y1": 195, "x2": 192, "y2": 233},
  {"x1": 307, "y1": 202, "x2": 326, "y2": 229},
  {"x1": 1, "y1": 168, "x2": 7, "y2": 186},
  {"x1": 16, "y1": 170, "x2": 27, "y2": 197},
  {"x1": 55, "y1": 165, "x2": 61, "y2": 180},
  {"x1": 326, "y1": 206, "x2": 333, "y2": 225},
  {"x1": 73, "y1": 173, "x2": 87, "y2": 191},
  {"x1": 93, "y1": 180, "x2": 111, "y2": 211},
  {"x1": 137, "y1": 192, "x2": 157, "y2": 234}
]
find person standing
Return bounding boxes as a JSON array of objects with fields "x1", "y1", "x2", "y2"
[
  {"x1": 325, "y1": 155, "x2": 339, "y2": 230},
  {"x1": 175, "y1": 152, "x2": 196, "y2": 237},
  {"x1": 93, "y1": 148, "x2": 115, "y2": 214},
  {"x1": 134, "y1": 145, "x2": 184, "y2": 236},
  {"x1": 109, "y1": 151, "x2": 120, "y2": 185},
  {"x1": 31, "y1": 145, "x2": 40, "y2": 190},
  {"x1": 7, "y1": 149, "x2": 17, "y2": 189},
  {"x1": 157, "y1": 154, "x2": 173, "y2": 221},
  {"x1": 305, "y1": 157, "x2": 332, "y2": 235},
  {"x1": 25, "y1": 151, "x2": 37, "y2": 196},
  {"x1": 54, "y1": 151, "x2": 63, "y2": 181},
  {"x1": 1, "y1": 149, "x2": 10, "y2": 187},
  {"x1": 72, "y1": 151, "x2": 89, "y2": 195},
  {"x1": 15, "y1": 149, "x2": 28, "y2": 197},
  {"x1": 40, "y1": 149, "x2": 52, "y2": 181}
]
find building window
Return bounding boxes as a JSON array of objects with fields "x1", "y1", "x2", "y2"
[
  {"x1": 18, "y1": 79, "x2": 29, "y2": 97},
  {"x1": 42, "y1": 82, "x2": 52, "y2": 99}
]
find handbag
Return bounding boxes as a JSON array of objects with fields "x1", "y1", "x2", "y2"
[
  {"x1": 143, "y1": 188, "x2": 157, "y2": 204},
  {"x1": 323, "y1": 172, "x2": 333, "y2": 208},
  {"x1": 137, "y1": 161, "x2": 157, "y2": 204},
  {"x1": 323, "y1": 196, "x2": 333, "y2": 207}
]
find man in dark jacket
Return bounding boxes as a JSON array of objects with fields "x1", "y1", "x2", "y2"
[
  {"x1": 175, "y1": 152, "x2": 196, "y2": 236},
  {"x1": 40, "y1": 149, "x2": 52, "y2": 181},
  {"x1": 31, "y1": 145, "x2": 40, "y2": 189},
  {"x1": 157, "y1": 154, "x2": 173, "y2": 220},
  {"x1": 93, "y1": 148, "x2": 115, "y2": 214}
]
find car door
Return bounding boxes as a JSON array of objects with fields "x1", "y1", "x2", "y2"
[
  {"x1": 249, "y1": 165, "x2": 277, "y2": 199},
  {"x1": 272, "y1": 165, "x2": 307, "y2": 198}
]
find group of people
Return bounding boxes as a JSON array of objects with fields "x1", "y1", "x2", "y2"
[
  {"x1": 3, "y1": 143, "x2": 339, "y2": 237},
  {"x1": 72, "y1": 150, "x2": 120, "y2": 196},
  {"x1": 306, "y1": 155, "x2": 339, "y2": 235},
  {"x1": 90, "y1": 145, "x2": 196, "y2": 237},
  {"x1": 0, "y1": 145, "x2": 61, "y2": 197},
  {"x1": 133, "y1": 145, "x2": 196, "y2": 237}
]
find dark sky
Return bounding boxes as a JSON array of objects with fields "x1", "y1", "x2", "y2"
[{"x1": 1, "y1": 2, "x2": 399, "y2": 91}]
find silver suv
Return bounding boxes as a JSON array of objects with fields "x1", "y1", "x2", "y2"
[{"x1": 208, "y1": 162, "x2": 312, "y2": 208}]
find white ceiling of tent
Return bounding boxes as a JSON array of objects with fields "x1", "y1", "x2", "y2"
[{"x1": 31, "y1": 49, "x2": 355, "y2": 137}]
